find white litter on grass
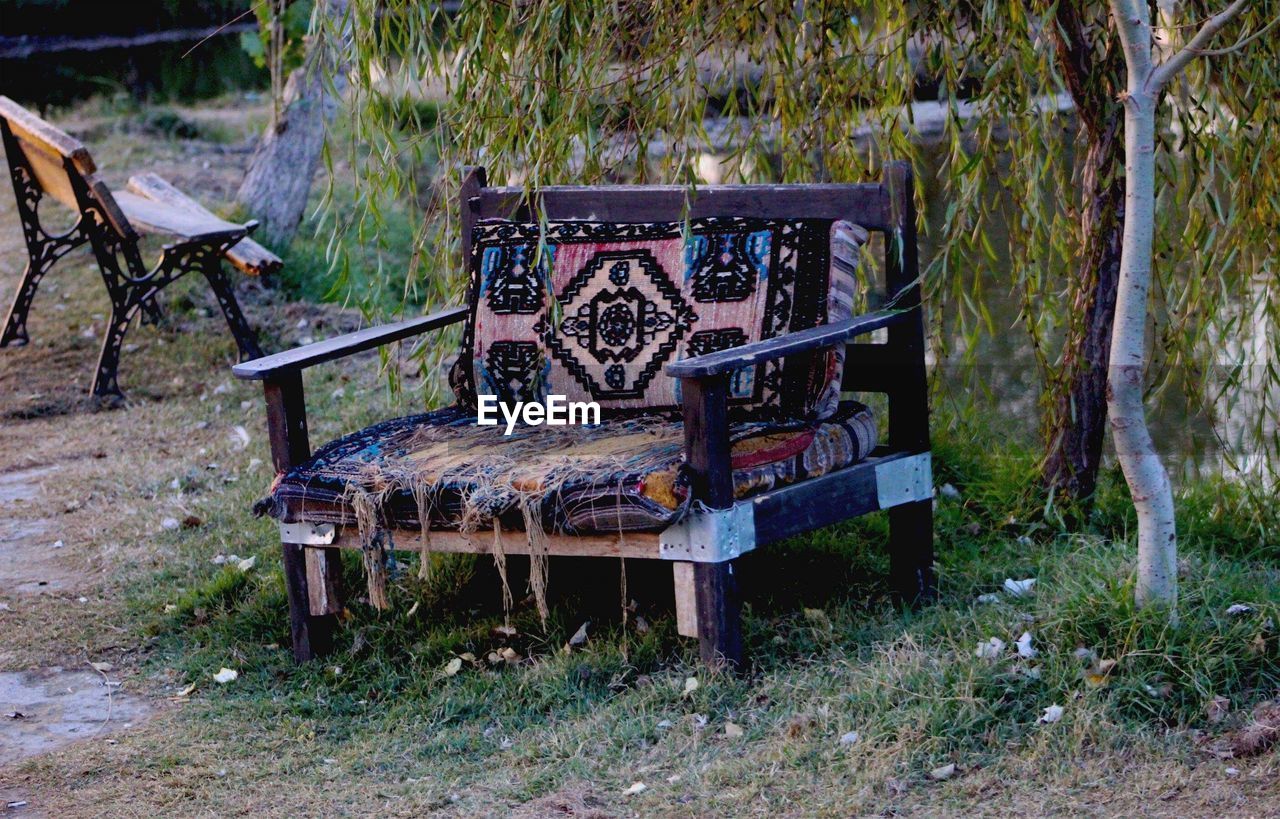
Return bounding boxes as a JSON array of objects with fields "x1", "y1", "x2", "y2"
[
  {"x1": 623, "y1": 782, "x2": 647, "y2": 796},
  {"x1": 213, "y1": 668, "x2": 238, "y2": 684},
  {"x1": 1003, "y1": 577, "x2": 1036, "y2": 597},
  {"x1": 161, "y1": 517, "x2": 180, "y2": 531},
  {"x1": 1038, "y1": 704, "x2": 1064, "y2": 724},
  {"x1": 838, "y1": 730, "x2": 860, "y2": 745},
  {"x1": 1015, "y1": 631, "x2": 1037, "y2": 659},
  {"x1": 939, "y1": 484, "x2": 962, "y2": 500},
  {"x1": 230, "y1": 426, "x2": 251, "y2": 450},
  {"x1": 235, "y1": 556, "x2": 257, "y2": 573},
  {"x1": 656, "y1": 719, "x2": 673, "y2": 729},
  {"x1": 1226, "y1": 603, "x2": 1253, "y2": 616},
  {"x1": 928, "y1": 763, "x2": 956, "y2": 781},
  {"x1": 682, "y1": 677, "x2": 699, "y2": 697},
  {"x1": 51, "y1": 540, "x2": 64, "y2": 549},
  {"x1": 976, "y1": 593, "x2": 1001, "y2": 604},
  {"x1": 975, "y1": 637, "x2": 1005, "y2": 660}
]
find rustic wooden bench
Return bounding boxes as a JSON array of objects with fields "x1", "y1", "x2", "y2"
[
  {"x1": 234, "y1": 164, "x2": 934, "y2": 669},
  {"x1": 0, "y1": 96, "x2": 280, "y2": 400}
]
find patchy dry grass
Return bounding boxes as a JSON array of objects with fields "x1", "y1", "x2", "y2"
[{"x1": 0, "y1": 101, "x2": 1277, "y2": 817}]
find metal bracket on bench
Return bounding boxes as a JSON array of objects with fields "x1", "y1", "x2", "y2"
[
  {"x1": 280, "y1": 522, "x2": 336, "y2": 545},
  {"x1": 658, "y1": 501, "x2": 756, "y2": 563},
  {"x1": 874, "y1": 451, "x2": 933, "y2": 510}
]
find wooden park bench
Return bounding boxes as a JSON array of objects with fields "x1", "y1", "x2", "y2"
[
  {"x1": 0, "y1": 96, "x2": 280, "y2": 400},
  {"x1": 234, "y1": 164, "x2": 934, "y2": 668}
]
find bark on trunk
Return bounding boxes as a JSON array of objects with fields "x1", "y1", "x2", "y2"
[
  {"x1": 1042, "y1": 4, "x2": 1126, "y2": 506},
  {"x1": 236, "y1": 0, "x2": 349, "y2": 249},
  {"x1": 1041, "y1": 122, "x2": 1125, "y2": 503}
]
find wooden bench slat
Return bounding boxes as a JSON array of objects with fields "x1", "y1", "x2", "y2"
[
  {"x1": 0, "y1": 95, "x2": 95, "y2": 174},
  {"x1": 124, "y1": 173, "x2": 283, "y2": 276}
]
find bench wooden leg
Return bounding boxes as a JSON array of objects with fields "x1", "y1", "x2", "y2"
[
  {"x1": 694, "y1": 561, "x2": 742, "y2": 669},
  {"x1": 889, "y1": 499, "x2": 936, "y2": 605},
  {"x1": 282, "y1": 543, "x2": 339, "y2": 661}
]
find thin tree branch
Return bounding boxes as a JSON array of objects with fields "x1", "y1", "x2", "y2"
[
  {"x1": 1194, "y1": 11, "x2": 1280, "y2": 56},
  {"x1": 1150, "y1": 0, "x2": 1251, "y2": 90}
]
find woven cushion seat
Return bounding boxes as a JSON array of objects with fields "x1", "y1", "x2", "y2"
[{"x1": 259, "y1": 401, "x2": 878, "y2": 535}]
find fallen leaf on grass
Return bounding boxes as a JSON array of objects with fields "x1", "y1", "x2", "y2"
[
  {"x1": 1015, "y1": 631, "x2": 1037, "y2": 659},
  {"x1": 928, "y1": 763, "x2": 956, "y2": 781},
  {"x1": 181, "y1": 515, "x2": 203, "y2": 529},
  {"x1": 623, "y1": 782, "x2": 647, "y2": 796},
  {"x1": 1003, "y1": 577, "x2": 1036, "y2": 597},
  {"x1": 975, "y1": 593, "x2": 1001, "y2": 604},
  {"x1": 1038, "y1": 705, "x2": 1064, "y2": 724},
  {"x1": 568, "y1": 621, "x2": 590, "y2": 647},
  {"x1": 634, "y1": 614, "x2": 650, "y2": 634},
  {"x1": 234, "y1": 556, "x2": 257, "y2": 572},
  {"x1": 212, "y1": 668, "x2": 238, "y2": 684},
  {"x1": 491, "y1": 624, "x2": 518, "y2": 639},
  {"x1": 975, "y1": 637, "x2": 1005, "y2": 660},
  {"x1": 89, "y1": 661, "x2": 113, "y2": 673},
  {"x1": 175, "y1": 682, "x2": 198, "y2": 698},
  {"x1": 443, "y1": 658, "x2": 463, "y2": 677},
  {"x1": 682, "y1": 677, "x2": 699, "y2": 697},
  {"x1": 1206, "y1": 695, "x2": 1231, "y2": 725},
  {"x1": 230, "y1": 425, "x2": 250, "y2": 450},
  {"x1": 1084, "y1": 658, "x2": 1118, "y2": 687},
  {"x1": 724, "y1": 721, "x2": 744, "y2": 738},
  {"x1": 499, "y1": 647, "x2": 521, "y2": 665},
  {"x1": 1225, "y1": 603, "x2": 1253, "y2": 616}
]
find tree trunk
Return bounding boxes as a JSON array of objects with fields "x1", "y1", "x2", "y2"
[
  {"x1": 236, "y1": 0, "x2": 349, "y2": 249},
  {"x1": 1109, "y1": 0, "x2": 1176, "y2": 613},
  {"x1": 1042, "y1": 4, "x2": 1126, "y2": 506},
  {"x1": 1041, "y1": 118, "x2": 1125, "y2": 504},
  {"x1": 1107, "y1": 0, "x2": 1247, "y2": 617}
]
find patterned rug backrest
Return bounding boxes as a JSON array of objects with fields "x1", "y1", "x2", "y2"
[{"x1": 450, "y1": 217, "x2": 868, "y2": 419}]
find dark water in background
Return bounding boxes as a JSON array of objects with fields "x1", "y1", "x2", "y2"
[{"x1": 0, "y1": 31, "x2": 265, "y2": 110}]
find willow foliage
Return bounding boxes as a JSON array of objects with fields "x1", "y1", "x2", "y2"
[{"x1": 327, "y1": 0, "x2": 1279, "y2": 486}]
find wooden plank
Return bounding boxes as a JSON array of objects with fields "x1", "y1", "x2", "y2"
[
  {"x1": 113, "y1": 190, "x2": 237, "y2": 239},
  {"x1": 262, "y1": 371, "x2": 310, "y2": 472},
  {"x1": 882, "y1": 161, "x2": 931, "y2": 453},
  {"x1": 0, "y1": 95, "x2": 94, "y2": 173},
  {"x1": 125, "y1": 173, "x2": 282, "y2": 275},
  {"x1": 232, "y1": 306, "x2": 468, "y2": 380},
  {"x1": 665, "y1": 310, "x2": 908, "y2": 378},
  {"x1": 17, "y1": 140, "x2": 78, "y2": 210},
  {"x1": 680, "y1": 374, "x2": 742, "y2": 668},
  {"x1": 477, "y1": 182, "x2": 892, "y2": 230},
  {"x1": 305, "y1": 547, "x2": 343, "y2": 615},
  {"x1": 749, "y1": 451, "x2": 924, "y2": 546},
  {"x1": 673, "y1": 562, "x2": 698, "y2": 638},
  {"x1": 328, "y1": 526, "x2": 661, "y2": 559},
  {"x1": 459, "y1": 166, "x2": 486, "y2": 269}
]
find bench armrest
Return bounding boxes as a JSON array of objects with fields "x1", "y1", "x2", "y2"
[
  {"x1": 664, "y1": 308, "x2": 909, "y2": 379},
  {"x1": 232, "y1": 305, "x2": 469, "y2": 381}
]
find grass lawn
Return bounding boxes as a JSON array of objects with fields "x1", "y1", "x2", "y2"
[{"x1": 0, "y1": 100, "x2": 1276, "y2": 817}]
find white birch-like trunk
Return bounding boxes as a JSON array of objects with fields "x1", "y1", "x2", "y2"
[{"x1": 1107, "y1": 0, "x2": 1249, "y2": 618}]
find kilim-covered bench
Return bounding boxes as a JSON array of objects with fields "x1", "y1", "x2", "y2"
[
  {"x1": 234, "y1": 164, "x2": 934, "y2": 668},
  {"x1": 0, "y1": 96, "x2": 279, "y2": 400}
]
